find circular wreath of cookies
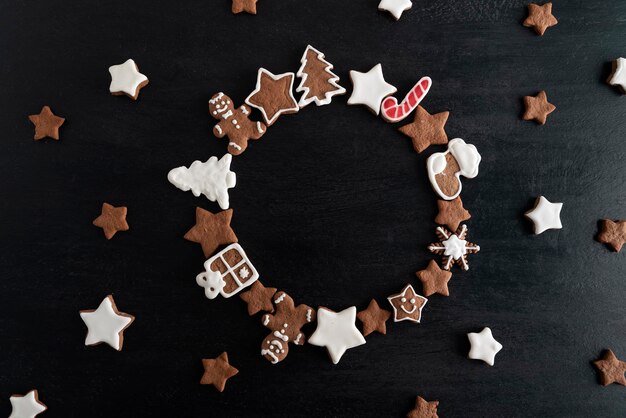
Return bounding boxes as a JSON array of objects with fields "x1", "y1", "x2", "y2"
[{"x1": 170, "y1": 44, "x2": 483, "y2": 366}]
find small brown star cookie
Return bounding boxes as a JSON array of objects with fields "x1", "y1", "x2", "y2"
[
  {"x1": 416, "y1": 260, "x2": 453, "y2": 297},
  {"x1": 523, "y1": 3, "x2": 558, "y2": 36},
  {"x1": 407, "y1": 396, "x2": 439, "y2": 418},
  {"x1": 435, "y1": 197, "x2": 471, "y2": 231},
  {"x1": 596, "y1": 219, "x2": 626, "y2": 252},
  {"x1": 93, "y1": 203, "x2": 129, "y2": 239},
  {"x1": 232, "y1": 0, "x2": 257, "y2": 14},
  {"x1": 239, "y1": 281, "x2": 277, "y2": 316},
  {"x1": 357, "y1": 299, "x2": 391, "y2": 336},
  {"x1": 28, "y1": 106, "x2": 65, "y2": 141},
  {"x1": 593, "y1": 349, "x2": 626, "y2": 387},
  {"x1": 184, "y1": 207, "x2": 238, "y2": 257},
  {"x1": 523, "y1": 91, "x2": 556, "y2": 125},
  {"x1": 387, "y1": 284, "x2": 427, "y2": 323},
  {"x1": 200, "y1": 352, "x2": 239, "y2": 392},
  {"x1": 398, "y1": 106, "x2": 449, "y2": 154}
]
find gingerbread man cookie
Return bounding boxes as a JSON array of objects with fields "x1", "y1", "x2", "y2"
[
  {"x1": 209, "y1": 93, "x2": 266, "y2": 155},
  {"x1": 260, "y1": 291, "x2": 316, "y2": 364}
]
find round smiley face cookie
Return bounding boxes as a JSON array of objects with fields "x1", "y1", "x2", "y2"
[{"x1": 387, "y1": 284, "x2": 427, "y2": 323}]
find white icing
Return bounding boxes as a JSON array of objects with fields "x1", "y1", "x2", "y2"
[
  {"x1": 209, "y1": 92, "x2": 224, "y2": 104},
  {"x1": 387, "y1": 284, "x2": 428, "y2": 324},
  {"x1": 197, "y1": 243, "x2": 259, "y2": 299},
  {"x1": 223, "y1": 110, "x2": 233, "y2": 119},
  {"x1": 308, "y1": 307, "x2": 366, "y2": 364},
  {"x1": 245, "y1": 68, "x2": 300, "y2": 125},
  {"x1": 381, "y1": 76, "x2": 432, "y2": 122},
  {"x1": 228, "y1": 142, "x2": 242, "y2": 151},
  {"x1": 525, "y1": 196, "x2": 563, "y2": 234},
  {"x1": 296, "y1": 45, "x2": 346, "y2": 107},
  {"x1": 467, "y1": 327, "x2": 503, "y2": 366},
  {"x1": 239, "y1": 266, "x2": 250, "y2": 278},
  {"x1": 275, "y1": 293, "x2": 286, "y2": 304},
  {"x1": 108, "y1": 59, "x2": 148, "y2": 98},
  {"x1": 215, "y1": 125, "x2": 223, "y2": 134},
  {"x1": 400, "y1": 305, "x2": 416, "y2": 314},
  {"x1": 167, "y1": 154, "x2": 236, "y2": 210},
  {"x1": 348, "y1": 64, "x2": 397, "y2": 115},
  {"x1": 241, "y1": 106, "x2": 250, "y2": 115},
  {"x1": 378, "y1": 0, "x2": 413, "y2": 20},
  {"x1": 256, "y1": 122, "x2": 264, "y2": 134},
  {"x1": 80, "y1": 296, "x2": 133, "y2": 351},
  {"x1": 306, "y1": 308, "x2": 312, "y2": 322},
  {"x1": 426, "y1": 138, "x2": 481, "y2": 201},
  {"x1": 608, "y1": 57, "x2": 626, "y2": 93},
  {"x1": 263, "y1": 315, "x2": 270, "y2": 326},
  {"x1": 442, "y1": 234, "x2": 467, "y2": 260},
  {"x1": 9, "y1": 390, "x2": 47, "y2": 418},
  {"x1": 274, "y1": 331, "x2": 288, "y2": 342},
  {"x1": 294, "y1": 334, "x2": 302, "y2": 345}
]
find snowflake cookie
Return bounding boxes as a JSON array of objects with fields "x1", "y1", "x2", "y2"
[{"x1": 428, "y1": 225, "x2": 480, "y2": 271}]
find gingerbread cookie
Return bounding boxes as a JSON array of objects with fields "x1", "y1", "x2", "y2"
[
  {"x1": 92, "y1": 203, "x2": 129, "y2": 240},
  {"x1": 357, "y1": 299, "x2": 391, "y2": 336},
  {"x1": 184, "y1": 207, "x2": 238, "y2": 257},
  {"x1": 381, "y1": 76, "x2": 431, "y2": 123},
  {"x1": 196, "y1": 243, "x2": 258, "y2": 299},
  {"x1": 308, "y1": 306, "x2": 366, "y2": 364},
  {"x1": 523, "y1": 91, "x2": 555, "y2": 125},
  {"x1": 296, "y1": 45, "x2": 346, "y2": 107},
  {"x1": 434, "y1": 197, "x2": 471, "y2": 231},
  {"x1": 167, "y1": 154, "x2": 236, "y2": 210},
  {"x1": 9, "y1": 390, "x2": 47, "y2": 418},
  {"x1": 80, "y1": 295, "x2": 135, "y2": 351},
  {"x1": 209, "y1": 93, "x2": 266, "y2": 155},
  {"x1": 428, "y1": 225, "x2": 480, "y2": 271},
  {"x1": 523, "y1": 2, "x2": 558, "y2": 36},
  {"x1": 200, "y1": 352, "x2": 238, "y2": 392},
  {"x1": 348, "y1": 64, "x2": 397, "y2": 115},
  {"x1": 245, "y1": 68, "x2": 299, "y2": 126},
  {"x1": 28, "y1": 106, "x2": 65, "y2": 141},
  {"x1": 387, "y1": 284, "x2": 427, "y2": 323},
  {"x1": 261, "y1": 291, "x2": 315, "y2": 364},
  {"x1": 240, "y1": 280, "x2": 277, "y2": 316},
  {"x1": 398, "y1": 106, "x2": 449, "y2": 153},
  {"x1": 108, "y1": 58, "x2": 149, "y2": 100},
  {"x1": 593, "y1": 349, "x2": 626, "y2": 386},
  {"x1": 407, "y1": 396, "x2": 439, "y2": 418},
  {"x1": 426, "y1": 138, "x2": 481, "y2": 200},
  {"x1": 416, "y1": 260, "x2": 452, "y2": 297},
  {"x1": 232, "y1": 0, "x2": 257, "y2": 14},
  {"x1": 597, "y1": 219, "x2": 626, "y2": 252},
  {"x1": 608, "y1": 58, "x2": 626, "y2": 94}
]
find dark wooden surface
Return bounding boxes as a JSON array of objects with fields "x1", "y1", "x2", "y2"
[{"x1": 1, "y1": 0, "x2": 626, "y2": 416}]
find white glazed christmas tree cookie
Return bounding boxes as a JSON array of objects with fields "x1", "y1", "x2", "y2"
[
  {"x1": 9, "y1": 390, "x2": 47, "y2": 418},
  {"x1": 525, "y1": 196, "x2": 563, "y2": 234},
  {"x1": 308, "y1": 306, "x2": 366, "y2": 364},
  {"x1": 378, "y1": 0, "x2": 413, "y2": 20},
  {"x1": 467, "y1": 327, "x2": 503, "y2": 366},
  {"x1": 167, "y1": 154, "x2": 236, "y2": 210},
  {"x1": 80, "y1": 295, "x2": 135, "y2": 351},
  {"x1": 348, "y1": 64, "x2": 397, "y2": 115},
  {"x1": 108, "y1": 59, "x2": 149, "y2": 100}
]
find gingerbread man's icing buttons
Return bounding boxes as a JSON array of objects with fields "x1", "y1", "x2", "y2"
[
  {"x1": 209, "y1": 92, "x2": 266, "y2": 155},
  {"x1": 426, "y1": 138, "x2": 481, "y2": 201},
  {"x1": 196, "y1": 243, "x2": 259, "y2": 299},
  {"x1": 387, "y1": 284, "x2": 427, "y2": 323},
  {"x1": 167, "y1": 154, "x2": 236, "y2": 210}
]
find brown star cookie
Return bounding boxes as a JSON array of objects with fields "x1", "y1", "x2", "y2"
[
  {"x1": 93, "y1": 203, "x2": 129, "y2": 239},
  {"x1": 200, "y1": 352, "x2": 239, "y2": 392},
  {"x1": 357, "y1": 299, "x2": 391, "y2": 336},
  {"x1": 416, "y1": 260, "x2": 453, "y2": 297},
  {"x1": 28, "y1": 106, "x2": 65, "y2": 141},
  {"x1": 184, "y1": 207, "x2": 238, "y2": 257},
  {"x1": 407, "y1": 396, "x2": 439, "y2": 418},
  {"x1": 435, "y1": 197, "x2": 471, "y2": 231},
  {"x1": 239, "y1": 280, "x2": 277, "y2": 316},
  {"x1": 232, "y1": 0, "x2": 257, "y2": 14},
  {"x1": 245, "y1": 68, "x2": 299, "y2": 126},
  {"x1": 597, "y1": 219, "x2": 626, "y2": 252},
  {"x1": 523, "y1": 91, "x2": 555, "y2": 125},
  {"x1": 387, "y1": 284, "x2": 427, "y2": 323},
  {"x1": 593, "y1": 349, "x2": 626, "y2": 386},
  {"x1": 398, "y1": 106, "x2": 449, "y2": 153},
  {"x1": 523, "y1": 2, "x2": 558, "y2": 36}
]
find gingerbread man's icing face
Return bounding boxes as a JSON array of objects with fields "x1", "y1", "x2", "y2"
[
  {"x1": 261, "y1": 334, "x2": 289, "y2": 364},
  {"x1": 209, "y1": 93, "x2": 234, "y2": 120}
]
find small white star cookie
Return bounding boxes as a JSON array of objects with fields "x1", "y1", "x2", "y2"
[
  {"x1": 378, "y1": 0, "x2": 413, "y2": 20},
  {"x1": 348, "y1": 64, "x2": 397, "y2": 115},
  {"x1": 308, "y1": 307, "x2": 366, "y2": 364},
  {"x1": 525, "y1": 196, "x2": 563, "y2": 235},
  {"x1": 468, "y1": 327, "x2": 502, "y2": 366},
  {"x1": 80, "y1": 295, "x2": 135, "y2": 351},
  {"x1": 109, "y1": 58, "x2": 149, "y2": 100},
  {"x1": 9, "y1": 390, "x2": 47, "y2": 418}
]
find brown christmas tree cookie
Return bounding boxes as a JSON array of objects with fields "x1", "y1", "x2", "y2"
[
  {"x1": 523, "y1": 2, "x2": 558, "y2": 36},
  {"x1": 209, "y1": 93, "x2": 266, "y2": 155},
  {"x1": 240, "y1": 281, "x2": 277, "y2": 316},
  {"x1": 406, "y1": 396, "x2": 439, "y2": 418},
  {"x1": 593, "y1": 349, "x2": 626, "y2": 387},
  {"x1": 596, "y1": 219, "x2": 626, "y2": 252},
  {"x1": 357, "y1": 299, "x2": 391, "y2": 336},
  {"x1": 200, "y1": 352, "x2": 239, "y2": 392},
  {"x1": 260, "y1": 291, "x2": 315, "y2": 364},
  {"x1": 435, "y1": 197, "x2": 471, "y2": 231},
  {"x1": 245, "y1": 68, "x2": 299, "y2": 126},
  {"x1": 398, "y1": 106, "x2": 449, "y2": 153},
  {"x1": 428, "y1": 225, "x2": 480, "y2": 271},
  {"x1": 93, "y1": 203, "x2": 129, "y2": 239},
  {"x1": 184, "y1": 207, "x2": 238, "y2": 257},
  {"x1": 28, "y1": 106, "x2": 65, "y2": 141},
  {"x1": 296, "y1": 45, "x2": 346, "y2": 107},
  {"x1": 232, "y1": 0, "x2": 257, "y2": 14},
  {"x1": 416, "y1": 260, "x2": 453, "y2": 297},
  {"x1": 523, "y1": 91, "x2": 555, "y2": 125},
  {"x1": 387, "y1": 284, "x2": 427, "y2": 323}
]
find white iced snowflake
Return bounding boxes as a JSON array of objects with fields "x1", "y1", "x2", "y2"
[{"x1": 239, "y1": 266, "x2": 250, "y2": 279}]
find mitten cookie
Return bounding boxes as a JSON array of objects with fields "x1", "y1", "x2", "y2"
[
  {"x1": 426, "y1": 138, "x2": 481, "y2": 200},
  {"x1": 209, "y1": 93, "x2": 266, "y2": 155}
]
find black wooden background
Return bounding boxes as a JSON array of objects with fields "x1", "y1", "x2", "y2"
[{"x1": 1, "y1": 0, "x2": 625, "y2": 417}]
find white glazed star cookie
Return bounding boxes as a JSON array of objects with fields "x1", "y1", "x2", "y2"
[
  {"x1": 525, "y1": 196, "x2": 563, "y2": 235},
  {"x1": 378, "y1": 0, "x2": 413, "y2": 20},
  {"x1": 348, "y1": 64, "x2": 397, "y2": 115},
  {"x1": 108, "y1": 59, "x2": 149, "y2": 100},
  {"x1": 9, "y1": 390, "x2": 47, "y2": 418},
  {"x1": 308, "y1": 307, "x2": 366, "y2": 364},
  {"x1": 467, "y1": 327, "x2": 503, "y2": 366},
  {"x1": 80, "y1": 295, "x2": 135, "y2": 351}
]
